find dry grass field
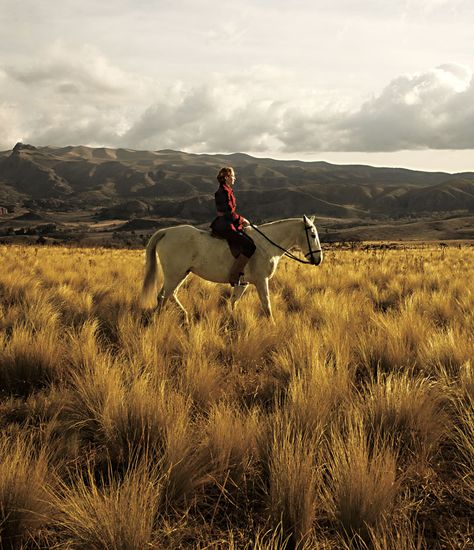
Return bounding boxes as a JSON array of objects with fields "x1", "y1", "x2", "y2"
[{"x1": 0, "y1": 243, "x2": 473, "y2": 549}]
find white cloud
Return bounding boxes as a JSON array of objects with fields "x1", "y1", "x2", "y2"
[
  {"x1": 325, "y1": 64, "x2": 474, "y2": 152},
  {"x1": 0, "y1": 44, "x2": 151, "y2": 148},
  {"x1": 1, "y1": 42, "x2": 473, "y2": 157},
  {"x1": 0, "y1": 102, "x2": 24, "y2": 150},
  {"x1": 4, "y1": 43, "x2": 136, "y2": 99},
  {"x1": 121, "y1": 64, "x2": 474, "y2": 154}
]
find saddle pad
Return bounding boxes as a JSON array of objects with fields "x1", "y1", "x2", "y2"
[{"x1": 210, "y1": 231, "x2": 240, "y2": 258}]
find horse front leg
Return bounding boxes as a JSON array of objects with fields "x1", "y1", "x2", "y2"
[{"x1": 256, "y1": 278, "x2": 273, "y2": 321}]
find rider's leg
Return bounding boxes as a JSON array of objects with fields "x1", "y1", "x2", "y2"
[
  {"x1": 228, "y1": 253, "x2": 251, "y2": 286},
  {"x1": 227, "y1": 232, "x2": 256, "y2": 286}
]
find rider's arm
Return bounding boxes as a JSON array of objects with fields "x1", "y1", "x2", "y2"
[{"x1": 216, "y1": 185, "x2": 244, "y2": 228}]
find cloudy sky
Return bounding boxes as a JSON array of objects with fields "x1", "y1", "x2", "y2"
[{"x1": 1, "y1": 0, "x2": 473, "y2": 171}]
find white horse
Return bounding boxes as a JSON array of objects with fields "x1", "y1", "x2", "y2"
[{"x1": 141, "y1": 215, "x2": 323, "y2": 322}]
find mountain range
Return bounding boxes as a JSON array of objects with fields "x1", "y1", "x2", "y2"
[{"x1": 1, "y1": 143, "x2": 473, "y2": 243}]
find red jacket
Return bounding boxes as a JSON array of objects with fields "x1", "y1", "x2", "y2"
[{"x1": 212, "y1": 183, "x2": 244, "y2": 232}]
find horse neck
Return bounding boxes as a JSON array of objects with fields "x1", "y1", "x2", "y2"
[{"x1": 261, "y1": 219, "x2": 301, "y2": 250}]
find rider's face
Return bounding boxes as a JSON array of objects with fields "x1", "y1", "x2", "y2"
[{"x1": 225, "y1": 173, "x2": 236, "y2": 186}]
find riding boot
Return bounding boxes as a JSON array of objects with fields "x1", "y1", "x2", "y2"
[{"x1": 229, "y1": 254, "x2": 250, "y2": 286}]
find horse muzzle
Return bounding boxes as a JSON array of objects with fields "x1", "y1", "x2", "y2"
[{"x1": 305, "y1": 250, "x2": 323, "y2": 266}]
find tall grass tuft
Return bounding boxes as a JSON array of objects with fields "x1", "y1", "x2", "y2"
[
  {"x1": 339, "y1": 516, "x2": 426, "y2": 550},
  {"x1": 204, "y1": 403, "x2": 263, "y2": 514},
  {"x1": 0, "y1": 323, "x2": 64, "y2": 396},
  {"x1": 0, "y1": 432, "x2": 51, "y2": 549},
  {"x1": 452, "y1": 405, "x2": 474, "y2": 506},
  {"x1": 324, "y1": 418, "x2": 399, "y2": 541},
  {"x1": 357, "y1": 305, "x2": 430, "y2": 375},
  {"x1": 265, "y1": 416, "x2": 320, "y2": 547},
  {"x1": 364, "y1": 372, "x2": 449, "y2": 463},
  {"x1": 49, "y1": 458, "x2": 164, "y2": 550},
  {"x1": 64, "y1": 358, "x2": 207, "y2": 511},
  {"x1": 285, "y1": 357, "x2": 352, "y2": 438},
  {"x1": 176, "y1": 318, "x2": 228, "y2": 407},
  {"x1": 452, "y1": 364, "x2": 474, "y2": 506}
]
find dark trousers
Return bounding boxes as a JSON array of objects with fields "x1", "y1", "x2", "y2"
[
  {"x1": 211, "y1": 218, "x2": 256, "y2": 257},
  {"x1": 226, "y1": 229, "x2": 256, "y2": 257}
]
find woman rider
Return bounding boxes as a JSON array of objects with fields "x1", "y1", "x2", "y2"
[{"x1": 210, "y1": 167, "x2": 256, "y2": 286}]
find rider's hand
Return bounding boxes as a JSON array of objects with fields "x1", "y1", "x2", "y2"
[{"x1": 242, "y1": 218, "x2": 250, "y2": 228}]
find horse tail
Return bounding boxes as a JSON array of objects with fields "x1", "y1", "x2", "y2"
[{"x1": 141, "y1": 229, "x2": 167, "y2": 307}]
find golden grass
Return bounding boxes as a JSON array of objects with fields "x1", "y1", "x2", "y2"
[
  {"x1": 0, "y1": 432, "x2": 51, "y2": 549},
  {"x1": 0, "y1": 242, "x2": 473, "y2": 548},
  {"x1": 364, "y1": 372, "x2": 448, "y2": 464},
  {"x1": 48, "y1": 458, "x2": 165, "y2": 549},
  {"x1": 323, "y1": 416, "x2": 400, "y2": 541},
  {"x1": 265, "y1": 416, "x2": 321, "y2": 547},
  {"x1": 0, "y1": 323, "x2": 64, "y2": 395}
]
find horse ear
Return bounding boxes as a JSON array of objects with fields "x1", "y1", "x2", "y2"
[{"x1": 310, "y1": 215, "x2": 315, "y2": 223}]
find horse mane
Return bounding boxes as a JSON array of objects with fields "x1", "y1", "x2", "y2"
[{"x1": 258, "y1": 217, "x2": 301, "y2": 228}]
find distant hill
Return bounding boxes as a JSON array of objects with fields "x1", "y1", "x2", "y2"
[
  {"x1": 0, "y1": 143, "x2": 474, "y2": 217},
  {"x1": 1, "y1": 143, "x2": 473, "y2": 223}
]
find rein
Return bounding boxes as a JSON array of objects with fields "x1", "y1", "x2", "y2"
[{"x1": 249, "y1": 220, "x2": 322, "y2": 265}]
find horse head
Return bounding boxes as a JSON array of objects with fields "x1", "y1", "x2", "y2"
[{"x1": 302, "y1": 215, "x2": 323, "y2": 266}]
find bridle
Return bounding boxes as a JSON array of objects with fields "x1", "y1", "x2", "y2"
[{"x1": 249, "y1": 218, "x2": 322, "y2": 265}]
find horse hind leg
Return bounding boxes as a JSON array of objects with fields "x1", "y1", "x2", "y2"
[
  {"x1": 156, "y1": 285, "x2": 166, "y2": 311},
  {"x1": 157, "y1": 274, "x2": 189, "y2": 323},
  {"x1": 230, "y1": 283, "x2": 249, "y2": 310},
  {"x1": 170, "y1": 293, "x2": 189, "y2": 324}
]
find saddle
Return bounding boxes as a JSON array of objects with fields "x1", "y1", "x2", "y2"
[{"x1": 210, "y1": 230, "x2": 240, "y2": 258}]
